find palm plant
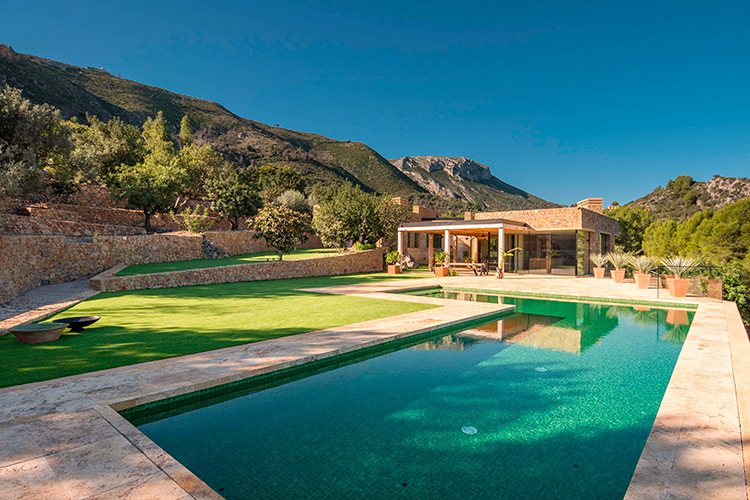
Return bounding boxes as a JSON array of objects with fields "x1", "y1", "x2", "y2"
[
  {"x1": 605, "y1": 251, "x2": 631, "y2": 270},
  {"x1": 661, "y1": 256, "x2": 698, "y2": 278},
  {"x1": 629, "y1": 255, "x2": 657, "y2": 273},
  {"x1": 589, "y1": 253, "x2": 608, "y2": 268}
]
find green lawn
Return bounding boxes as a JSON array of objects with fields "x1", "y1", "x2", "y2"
[
  {"x1": 117, "y1": 248, "x2": 340, "y2": 276},
  {"x1": 0, "y1": 272, "x2": 433, "y2": 388}
]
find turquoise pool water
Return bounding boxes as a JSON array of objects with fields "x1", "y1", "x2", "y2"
[{"x1": 127, "y1": 296, "x2": 693, "y2": 500}]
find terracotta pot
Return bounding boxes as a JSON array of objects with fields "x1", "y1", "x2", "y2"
[
  {"x1": 611, "y1": 268, "x2": 626, "y2": 283},
  {"x1": 593, "y1": 267, "x2": 605, "y2": 279},
  {"x1": 664, "y1": 275, "x2": 675, "y2": 294},
  {"x1": 387, "y1": 264, "x2": 401, "y2": 274},
  {"x1": 434, "y1": 266, "x2": 449, "y2": 277},
  {"x1": 670, "y1": 278, "x2": 690, "y2": 297},
  {"x1": 634, "y1": 272, "x2": 651, "y2": 289}
]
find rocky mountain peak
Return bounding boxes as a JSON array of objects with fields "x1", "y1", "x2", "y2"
[{"x1": 391, "y1": 156, "x2": 493, "y2": 182}]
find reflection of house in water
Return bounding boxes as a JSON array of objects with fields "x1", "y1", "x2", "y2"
[
  {"x1": 411, "y1": 335, "x2": 481, "y2": 351},
  {"x1": 457, "y1": 303, "x2": 619, "y2": 355}
]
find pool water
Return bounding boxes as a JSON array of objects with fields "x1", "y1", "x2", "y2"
[{"x1": 128, "y1": 297, "x2": 693, "y2": 500}]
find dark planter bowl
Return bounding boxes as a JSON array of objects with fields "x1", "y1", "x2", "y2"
[
  {"x1": 52, "y1": 316, "x2": 101, "y2": 332},
  {"x1": 10, "y1": 323, "x2": 66, "y2": 344}
]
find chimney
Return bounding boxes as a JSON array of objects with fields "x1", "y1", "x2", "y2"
[
  {"x1": 464, "y1": 211, "x2": 473, "y2": 220},
  {"x1": 392, "y1": 197, "x2": 410, "y2": 210},
  {"x1": 576, "y1": 198, "x2": 603, "y2": 213}
]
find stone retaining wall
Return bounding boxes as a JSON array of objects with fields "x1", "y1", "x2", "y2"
[
  {"x1": 31, "y1": 204, "x2": 234, "y2": 231},
  {"x1": 90, "y1": 248, "x2": 385, "y2": 292},
  {"x1": 0, "y1": 234, "x2": 204, "y2": 303},
  {"x1": 0, "y1": 214, "x2": 145, "y2": 236},
  {"x1": 204, "y1": 230, "x2": 323, "y2": 256}
]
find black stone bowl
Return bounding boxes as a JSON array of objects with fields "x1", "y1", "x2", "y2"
[{"x1": 52, "y1": 316, "x2": 101, "y2": 332}]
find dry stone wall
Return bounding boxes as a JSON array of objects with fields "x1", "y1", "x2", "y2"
[
  {"x1": 0, "y1": 231, "x2": 329, "y2": 304},
  {"x1": 0, "y1": 234, "x2": 203, "y2": 303},
  {"x1": 204, "y1": 231, "x2": 323, "y2": 256},
  {"x1": 90, "y1": 248, "x2": 385, "y2": 292},
  {"x1": 0, "y1": 214, "x2": 145, "y2": 236}
]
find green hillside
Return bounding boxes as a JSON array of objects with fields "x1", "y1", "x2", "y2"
[
  {"x1": 0, "y1": 44, "x2": 421, "y2": 197},
  {"x1": 626, "y1": 174, "x2": 750, "y2": 221}
]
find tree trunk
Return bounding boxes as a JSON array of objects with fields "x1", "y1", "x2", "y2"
[
  {"x1": 230, "y1": 217, "x2": 238, "y2": 231},
  {"x1": 277, "y1": 251, "x2": 283, "y2": 261},
  {"x1": 144, "y1": 212, "x2": 153, "y2": 233}
]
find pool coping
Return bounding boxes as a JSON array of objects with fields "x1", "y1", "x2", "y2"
[{"x1": 0, "y1": 275, "x2": 747, "y2": 499}]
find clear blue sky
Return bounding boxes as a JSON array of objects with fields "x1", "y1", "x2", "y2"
[{"x1": 2, "y1": 0, "x2": 748, "y2": 205}]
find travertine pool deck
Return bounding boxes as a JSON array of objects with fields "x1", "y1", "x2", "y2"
[{"x1": 0, "y1": 275, "x2": 748, "y2": 499}]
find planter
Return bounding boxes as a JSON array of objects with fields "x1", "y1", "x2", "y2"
[
  {"x1": 634, "y1": 272, "x2": 651, "y2": 289},
  {"x1": 387, "y1": 264, "x2": 402, "y2": 275},
  {"x1": 9, "y1": 323, "x2": 66, "y2": 344},
  {"x1": 611, "y1": 268, "x2": 626, "y2": 283},
  {"x1": 434, "y1": 266, "x2": 449, "y2": 277},
  {"x1": 593, "y1": 267, "x2": 605, "y2": 279},
  {"x1": 664, "y1": 275, "x2": 676, "y2": 294},
  {"x1": 670, "y1": 278, "x2": 690, "y2": 298}
]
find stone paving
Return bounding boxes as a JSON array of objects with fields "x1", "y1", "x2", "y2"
[{"x1": 0, "y1": 274, "x2": 747, "y2": 499}]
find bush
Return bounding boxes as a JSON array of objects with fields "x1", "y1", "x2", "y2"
[
  {"x1": 715, "y1": 262, "x2": 750, "y2": 325},
  {"x1": 385, "y1": 251, "x2": 401, "y2": 265},
  {"x1": 171, "y1": 205, "x2": 215, "y2": 234},
  {"x1": 353, "y1": 242, "x2": 376, "y2": 251},
  {"x1": 434, "y1": 250, "x2": 449, "y2": 266}
]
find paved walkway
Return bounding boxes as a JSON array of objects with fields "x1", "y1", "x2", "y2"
[
  {"x1": 0, "y1": 275, "x2": 747, "y2": 499},
  {"x1": 0, "y1": 280, "x2": 97, "y2": 334}
]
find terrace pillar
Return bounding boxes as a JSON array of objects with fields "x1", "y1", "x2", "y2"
[
  {"x1": 397, "y1": 230, "x2": 404, "y2": 256},
  {"x1": 429, "y1": 234, "x2": 434, "y2": 270},
  {"x1": 444, "y1": 229, "x2": 450, "y2": 255},
  {"x1": 498, "y1": 227, "x2": 505, "y2": 273}
]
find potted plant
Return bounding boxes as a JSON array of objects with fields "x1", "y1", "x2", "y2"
[
  {"x1": 590, "y1": 253, "x2": 608, "y2": 279},
  {"x1": 385, "y1": 251, "x2": 402, "y2": 274},
  {"x1": 606, "y1": 251, "x2": 630, "y2": 283},
  {"x1": 662, "y1": 256, "x2": 697, "y2": 297},
  {"x1": 496, "y1": 247, "x2": 522, "y2": 279},
  {"x1": 629, "y1": 255, "x2": 657, "y2": 289},
  {"x1": 434, "y1": 250, "x2": 449, "y2": 277}
]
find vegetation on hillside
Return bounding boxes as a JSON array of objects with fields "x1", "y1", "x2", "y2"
[
  {"x1": 0, "y1": 45, "x2": 559, "y2": 213},
  {"x1": 627, "y1": 174, "x2": 750, "y2": 221},
  {"x1": 608, "y1": 198, "x2": 750, "y2": 323}
]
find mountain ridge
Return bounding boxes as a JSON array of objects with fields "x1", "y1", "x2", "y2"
[
  {"x1": 390, "y1": 156, "x2": 559, "y2": 210},
  {"x1": 0, "y1": 44, "x2": 558, "y2": 210},
  {"x1": 626, "y1": 174, "x2": 750, "y2": 220}
]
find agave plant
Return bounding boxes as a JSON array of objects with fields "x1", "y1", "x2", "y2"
[
  {"x1": 629, "y1": 255, "x2": 657, "y2": 273},
  {"x1": 661, "y1": 256, "x2": 698, "y2": 278},
  {"x1": 605, "y1": 251, "x2": 631, "y2": 270},
  {"x1": 589, "y1": 253, "x2": 608, "y2": 268}
]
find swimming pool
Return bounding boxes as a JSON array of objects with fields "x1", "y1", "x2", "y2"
[{"x1": 125, "y1": 296, "x2": 693, "y2": 499}]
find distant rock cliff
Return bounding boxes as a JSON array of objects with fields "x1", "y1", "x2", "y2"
[{"x1": 390, "y1": 156, "x2": 559, "y2": 210}]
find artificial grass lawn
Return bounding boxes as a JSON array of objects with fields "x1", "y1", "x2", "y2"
[
  {"x1": 117, "y1": 248, "x2": 339, "y2": 276},
  {"x1": 0, "y1": 272, "x2": 433, "y2": 388}
]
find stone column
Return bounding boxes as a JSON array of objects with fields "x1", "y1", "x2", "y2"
[
  {"x1": 444, "y1": 229, "x2": 450, "y2": 255},
  {"x1": 397, "y1": 230, "x2": 404, "y2": 256},
  {"x1": 429, "y1": 234, "x2": 434, "y2": 270},
  {"x1": 498, "y1": 227, "x2": 505, "y2": 272}
]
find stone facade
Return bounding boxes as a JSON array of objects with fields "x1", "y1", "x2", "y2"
[
  {"x1": 90, "y1": 248, "x2": 385, "y2": 292},
  {"x1": 0, "y1": 214, "x2": 145, "y2": 236}
]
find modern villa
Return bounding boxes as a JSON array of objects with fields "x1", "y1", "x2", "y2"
[{"x1": 396, "y1": 197, "x2": 619, "y2": 275}]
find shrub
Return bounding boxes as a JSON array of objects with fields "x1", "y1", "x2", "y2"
[
  {"x1": 171, "y1": 205, "x2": 215, "y2": 234},
  {"x1": 605, "y1": 251, "x2": 631, "y2": 270},
  {"x1": 434, "y1": 250, "x2": 449, "y2": 266},
  {"x1": 590, "y1": 253, "x2": 608, "y2": 268},
  {"x1": 353, "y1": 242, "x2": 376, "y2": 250},
  {"x1": 385, "y1": 251, "x2": 401, "y2": 265}
]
